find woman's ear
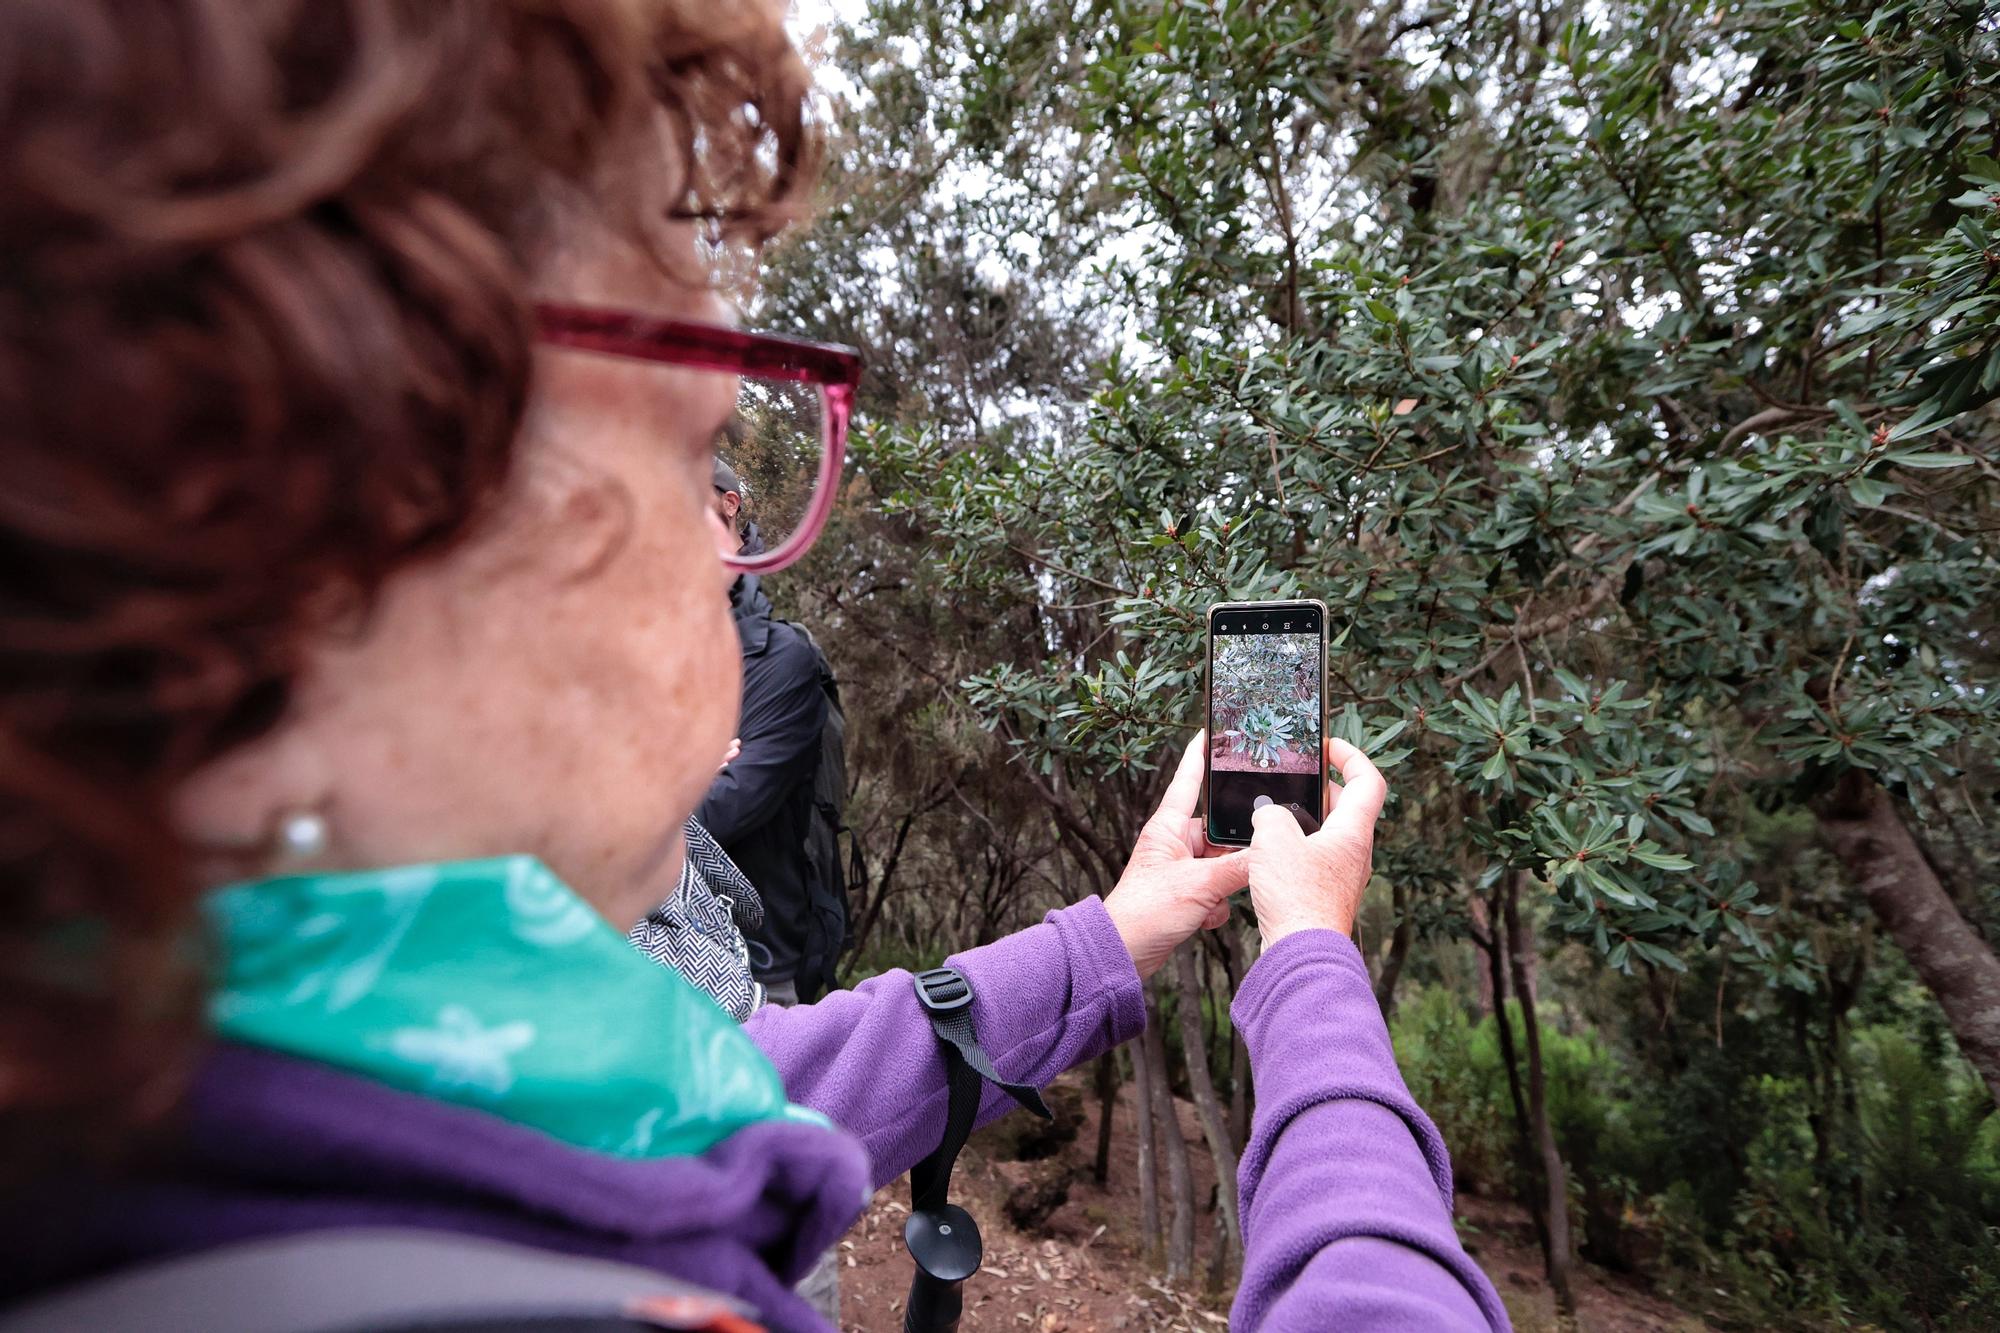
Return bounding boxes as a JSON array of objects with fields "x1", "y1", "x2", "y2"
[
  {"x1": 490, "y1": 395, "x2": 638, "y2": 585},
  {"x1": 528, "y1": 456, "x2": 636, "y2": 583},
  {"x1": 507, "y1": 350, "x2": 643, "y2": 584}
]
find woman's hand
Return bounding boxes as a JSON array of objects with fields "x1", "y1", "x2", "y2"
[
  {"x1": 719, "y1": 737, "x2": 741, "y2": 771},
  {"x1": 1247, "y1": 737, "x2": 1388, "y2": 946},
  {"x1": 1103, "y1": 732, "x2": 1250, "y2": 981}
]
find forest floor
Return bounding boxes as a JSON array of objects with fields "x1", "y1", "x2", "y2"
[
  {"x1": 833, "y1": 1068, "x2": 1714, "y2": 1332},
  {"x1": 1208, "y1": 743, "x2": 1320, "y2": 775}
]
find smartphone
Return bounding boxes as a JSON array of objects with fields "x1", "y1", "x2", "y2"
[{"x1": 1204, "y1": 599, "x2": 1329, "y2": 847}]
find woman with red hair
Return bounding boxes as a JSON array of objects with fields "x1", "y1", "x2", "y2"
[{"x1": 0, "y1": 3, "x2": 1504, "y2": 1328}]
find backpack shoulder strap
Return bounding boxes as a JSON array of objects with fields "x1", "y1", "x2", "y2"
[
  {"x1": 780, "y1": 621, "x2": 841, "y2": 711},
  {"x1": 0, "y1": 1229, "x2": 764, "y2": 1333}
]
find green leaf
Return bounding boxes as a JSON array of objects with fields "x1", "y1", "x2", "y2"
[
  {"x1": 1629, "y1": 847, "x2": 1694, "y2": 871},
  {"x1": 1368, "y1": 719, "x2": 1409, "y2": 750},
  {"x1": 1830, "y1": 399, "x2": 1869, "y2": 437},
  {"x1": 1846, "y1": 476, "x2": 1889, "y2": 508},
  {"x1": 1886, "y1": 449, "x2": 1971, "y2": 468},
  {"x1": 1673, "y1": 809, "x2": 1716, "y2": 837}
]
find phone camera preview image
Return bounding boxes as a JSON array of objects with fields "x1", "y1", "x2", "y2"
[{"x1": 1209, "y1": 621, "x2": 1323, "y2": 843}]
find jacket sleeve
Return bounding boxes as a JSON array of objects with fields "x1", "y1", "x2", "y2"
[
  {"x1": 743, "y1": 896, "x2": 1145, "y2": 1189},
  {"x1": 697, "y1": 631, "x2": 827, "y2": 846},
  {"x1": 1231, "y1": 929, "x2": 1511, "y2": 1332}
]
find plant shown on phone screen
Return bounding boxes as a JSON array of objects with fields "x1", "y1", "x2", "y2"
[
  {"x1": 1233, "y1": 704, "x2": 1295, "y2": 767},
  {"x1": 1289, "y1": 693, "x2": 1321, "y2": 736},
  {"x1": 1211, "y1": 634, "x2": 1319, "y2": 772}
]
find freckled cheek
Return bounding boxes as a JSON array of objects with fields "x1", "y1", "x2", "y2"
[
  {"x1": 655, "y1": 492, "x2": 738, "y2": 704},
  {"x1": 702, "y1": 593, "x2": 741, "y2": 721},
  {"x1": 639, "y1": 530, "x2": 740, "y2": 753},
  {"x1": 651, "y1": 582, "x2": 732, "y2": 707},
  {"x1": 706, "y1": 507, "x2": 737, "y2": 562}
]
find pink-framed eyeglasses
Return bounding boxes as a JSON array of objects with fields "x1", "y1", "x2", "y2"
[{"x1": 536, "y1": 303, "x2": 863, "y2": 576}]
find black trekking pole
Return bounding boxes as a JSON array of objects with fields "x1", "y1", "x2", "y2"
[
  {"x1": 902, "y1": 966, "x2": 1051, "y2": 1333},
  {"x1": 901, "y1": 1201, "x2": 981, "y2": 1333}
]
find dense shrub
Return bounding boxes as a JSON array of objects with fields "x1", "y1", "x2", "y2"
[
  {"x1": 1660, "y1": 1029, "x2": 2000, "y2": 1331},
  {"x1": 1392, "y1": 987, "x2": 2000, "y2": 1330}
]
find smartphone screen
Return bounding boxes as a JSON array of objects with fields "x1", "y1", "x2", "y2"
[{"x1": 1205, "y1": 600, "x2": 1328, "y2": 847}]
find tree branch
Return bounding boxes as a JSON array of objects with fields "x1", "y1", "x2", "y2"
[{"x1": 1719, "y1": 405, "x2": 1807, "y2": 450}]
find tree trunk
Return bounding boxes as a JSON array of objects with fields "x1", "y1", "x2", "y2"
[
  {"x1": 1472, "y1": 892, "x2": 1498, "y2": 1016},
  {"x1": 1228, "y1": 1031, "x2": 1250, "y2": 1155},
  {"x1": 1509, "y1": 889, "x2": 1539, "y2": 1008},
  {"x1": 1171, "y1": 945, "x2": 1241, "y2": 1277},
  {"x1": 1130, "y1": 1040, "x2": 1162, "y2": 1259},
  {"x1": 1481, "y1": 892, "x2": 1549, "y2": 1256},
  {"x1": 1375, "y1": 879, "x2": 1414, "y2": 1018},
  {"x1": 1203, "y1": 1198, "x2": 1230, "y2": 1291},
  {"x1": 1817, "y1": 771, "x2": 2000, "y2": 1106},
  {"x1": 1092, "y1": 1052, "x2": 1117, "y2": 1187},
  {"x1": 1504, "y1": 876, "x2": 1575, "y2": 1317},
  {"x1": 846, "y1": 793, "x2": 942, "y2": 961},
  {"x1": 1144, "y1": 995, "x2": 1196, "y2": 1281},
  {"x1": 1220, "y1": 925, "x2": 1253, "y2": 1152}
]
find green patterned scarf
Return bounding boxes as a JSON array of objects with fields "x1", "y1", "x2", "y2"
[{"x1": 206, "y1": 855, "x2": 827, "y2": 1158}]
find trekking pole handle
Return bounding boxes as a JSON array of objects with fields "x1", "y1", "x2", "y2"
[{"x1": 901, "y1": 1203, "x2": 981, "y2": 1333}]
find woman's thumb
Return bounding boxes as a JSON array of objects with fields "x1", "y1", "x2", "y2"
[
  {"x1": 1250, "y1": 798, "x2": 1308, "y2": 850},
  {"x1": 1191, "y1": 848, "x2": 1251, "y2": 900}
]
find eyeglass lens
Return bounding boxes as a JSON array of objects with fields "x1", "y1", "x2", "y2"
[{"x1": 717, "y1": 375, "x2": 830, "y2": 562}]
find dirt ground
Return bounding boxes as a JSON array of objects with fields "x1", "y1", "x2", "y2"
[
  {"x1": 833, "y1": 1070, "x2": 1712, "y2": 1332},
  {"x1": 1208, "y1": 743, "x2": 1320, "y2": 775}
]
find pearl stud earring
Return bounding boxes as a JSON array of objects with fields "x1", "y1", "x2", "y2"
[{"x1": 274, "y1": 809, "x2": 330, "y2": 863}]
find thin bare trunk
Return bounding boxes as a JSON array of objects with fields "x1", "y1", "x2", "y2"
[
  {"x1": 1375, "y1": 880, "x2": 1414, "y2": 1018},
  {"x1": 1144, "y1": 995, "x2": 1195, "y2": 1281},
  {"x1": 1481, "y1": 897, "x2": 1549, "y2": 1256},
  {"x1": 1221, "y1": 925, "x2": 1253, "y2": 1152},
  {"x1": 1228, "y1": 1032, "x2": 1250, "y2": 1151},
  {"x1": 846, "y1": 783, "x2": 954, "y2": 960},
  {"x1": 1510, "y1": 889, "x2": 1540, "y2": 1008},
  {"x1": 1131, "y1": 1040, "x2": 1161, "y2": 1259},
  {"x1": 1203, "y1": 1208, "x2": 1229, "y2": 1291},
  {"x1": 1504, "y1": 875, "x2": 1575, "y2": 1317},
  {"x1": 1472, "y1": 892, "x2": 1498, "y2": 1015},
  {"x1": 1172, "y1": 945, "x2": 1241, "y2": 1278},
  {"x1": 1817, "y1": 772, "x2": 2000, "y2": 1105},
  {"x1": 1092, "y1": 1052, "x2": 1117, "y2": 1187}
]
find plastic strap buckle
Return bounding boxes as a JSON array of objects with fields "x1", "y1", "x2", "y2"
[{"x1": 913, "y1": 966, "x2": 973, "y2": 1014}]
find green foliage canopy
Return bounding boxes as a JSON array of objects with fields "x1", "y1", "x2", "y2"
[{"x1": 863, "y1": 0, "x2": 2000, "y2": 990}]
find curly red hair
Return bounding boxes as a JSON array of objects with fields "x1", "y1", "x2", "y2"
[{"x1": 0, "y1": 0, "x2": 814, "y2": 1169}]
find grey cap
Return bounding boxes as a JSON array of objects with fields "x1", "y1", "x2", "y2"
[{"x1": 712, "y1": 457, "x2": 742, "y2": 495}]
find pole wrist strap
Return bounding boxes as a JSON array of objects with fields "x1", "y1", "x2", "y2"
[
  {"x1": 901, "y1": 967, "x2": 1053, "y2": 1332},
  {"x1": 907, "y1": 966, "x2": 1051, "y2": 1216}
]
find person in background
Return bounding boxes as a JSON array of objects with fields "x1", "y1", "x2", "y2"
[
  {"x1": 628, "y1": 817, "x2": 764, "y2": 1023},
  {"x1": 629, "y1": 743, "x2": 765, "y2": 1023},
  {"x1": 635, "y1": 751, "x2": 844, "y2": 1320},
  {"x1": 702, "y1": 456, "x2": 840, "y2": 1004},
  {"x1": 0, "y1": 2, "x2": 1508, "y2": 1329}
]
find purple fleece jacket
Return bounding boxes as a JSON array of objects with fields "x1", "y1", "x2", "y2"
[
  {"x1": 1231, "y1": 928, "x2": 1508, "y2": 1330},
  {"x1": 2, "y1": 897, "x2": 1505, "y2": 1331}
]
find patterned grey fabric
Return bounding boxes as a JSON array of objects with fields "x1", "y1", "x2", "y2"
[{"x1": 627, "y1": 821, "x2": 764, "y2": 1022}]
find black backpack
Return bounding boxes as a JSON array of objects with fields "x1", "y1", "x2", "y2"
[{"x1": 789, "y1": 624, "x2": 848, "y2": 1001}]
